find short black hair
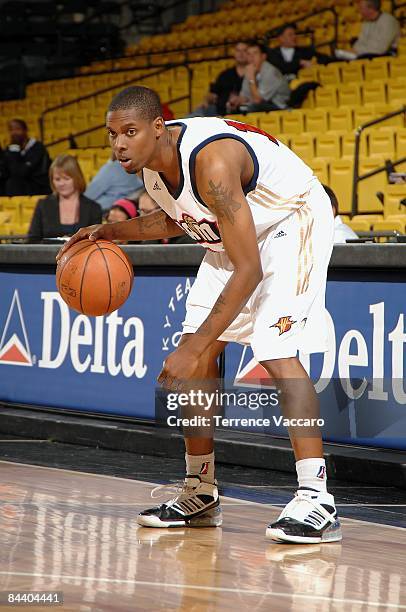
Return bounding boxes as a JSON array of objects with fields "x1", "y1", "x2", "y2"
[
  {"x1": 108, "y1": 86, "x2": 163, "y2": 121},
  {"x1": 247, "y1": 41, "x2": 269, "y2": 55},
  {"x1": 366, "y1": 0, "x2": 381, "y2": 10},
  {"x1": 323, "y1": 184, "x2": 339, "y2": 213},
  {"x1": 279, "y1": 23, "x2": 297, "y2": 36},
  {"x1": 9, "y1": 118, "x2": 27, "y2": 130}
]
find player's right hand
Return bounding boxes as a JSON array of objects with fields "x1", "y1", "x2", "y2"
[{"x1": 55, "y1": 223, "x2": 115, "y2": 262}]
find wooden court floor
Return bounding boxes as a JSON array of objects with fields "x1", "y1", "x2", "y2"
[{"x1": 0, "y1": 461, "x2": 405, "y2": 611}]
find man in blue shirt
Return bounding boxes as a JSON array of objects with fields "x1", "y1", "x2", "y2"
[{"x1": 85, "y1": 156, "x2": 143, "y2": 210}]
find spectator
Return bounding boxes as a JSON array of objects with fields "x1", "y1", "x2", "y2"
[
  {"x1": 190, "y1": 42, "x2": 248, "y2": 116},
  {"x1": 336, "y1": 0, "x2": 400, "y2": 59},
  {"x1": 105, "y1": 198, "x2": 137, "y2": 223},
  {"x1": 28, "y1": 154, "x2": 101, "y2": 241},
  {"x1": 0, "y1": 119, "x2": 51, "y2": 196},
  {"x1": 84, "y1": 153, "x2": 143, "y2": 211},
  {"x1": 228, "y1": 42, "x2": 291, "y2": 113},
  {"x1": 267, "y1": 24, "x2": 315, "y2": 81},
  {"x1": 323, "y1": 185, "x2": 358, "y2": 243}
]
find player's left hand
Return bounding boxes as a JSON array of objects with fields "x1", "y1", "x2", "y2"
[{"x1": 158, "y1": 346, "x2": 200, "y2": 390}]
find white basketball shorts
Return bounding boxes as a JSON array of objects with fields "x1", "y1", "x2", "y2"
[{"x1": 182, "y1": 180, "x2": 334, "y2": 361}]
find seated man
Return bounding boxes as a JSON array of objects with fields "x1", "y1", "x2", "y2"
[
  {"x1": 267, "y1": 24, "x2": 315, "y2": 81},
  {"x1": 0, "y1": 119, "x2": 51, "y2": 196},
  {"x1": 229, "y1": 42, "x2": 291, "y2": 113},
  {"x1": 336, "y1": 0, "x2": 400, "y2": 59},
  {"x1": 84, "y1": 153, "x2": 143, "y2": 210},
  {"x1": 190, "y1": 42, "x2": 248, "y2": 116},
  {"x1": 323, "y1": 185, "x2": 358, "y2": 243}
]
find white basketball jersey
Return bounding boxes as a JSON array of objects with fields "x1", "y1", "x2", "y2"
[{"x1": 143, "y1": 117, "x2": 318, "y2": 252}]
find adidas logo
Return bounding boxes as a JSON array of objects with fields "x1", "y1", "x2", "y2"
[
  {"x1": 274, "y1": 230, "x2": 287, "y2": 238},
  {"x1": 153, "y1": 181, "x2": 161, "y2": 190}
]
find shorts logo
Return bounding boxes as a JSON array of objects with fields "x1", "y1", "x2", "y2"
[
  {"x1": 153, "y1": 181, "x2": 161, "y2": 190},
  {"x1": 199, "y1": 462, "x2": 210, "y2": 475},
  {"x1": 270, "y1": 316, "x2": 296, "y2": 335},
  {"x1": 0, "y1": 290, "x2": 33, "y2": 366},
  {"x1": 274, "y1": 230, "x2": 287, "y2": 239},
  {"x1": 316, "y1": 466, "x2": 326, "y2": 479}
]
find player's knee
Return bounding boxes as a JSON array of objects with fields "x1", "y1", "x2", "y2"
[{"x1": 261, "y1": 356, "x2": 300, "y2": 379}]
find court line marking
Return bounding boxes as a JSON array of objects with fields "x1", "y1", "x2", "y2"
[
  {"x1": 0, "y1": 439, "x2": 48, "y2": 443},
  {"x1": 0, "y1": 571, "x2": 403, "y2": 608},
  {"x1": 1, "y1": 460, "x2": 405, "y2": 531}
]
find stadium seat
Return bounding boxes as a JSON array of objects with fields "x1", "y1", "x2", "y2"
[
  {"x1": 330, "y1": 159, "x2": 353, "y2": 214},
  {"x1": 305, "y1": 109, "x2": 328, "y2": 134},
  {"x1": 290, "y1": 134, "x2": 315, "y2": 161},
  {"x1": 316, "y1": 133, "x2": 341, "y2": 159},
  {"x1": 364, "y1": 59, "x2": 389, "y2": 82},
  {"x1": 338, "y1": 84, "x2": 362, "y2": 107},
  {"x1": 352, "y1": 214, "x2": 383, "y2": 228},
  {"x1": 383, "y1": 184, "x2": 406, "y2": 216},
  {"x1": 315, "y1": 87, "x2": 337, "y2": 108},
  {"x1": 362, "y1": 82, "x2": 386, "y2": 106},
  {"x1": 358, "y1": 161, "x2": 387, "y2": 212},
  {"x1": 369, "y1": 129, "x2": 395, "y2": 158},
  {"x1": 348, "y1": 219, "x2": 371, "y2": 232},
  {"x1": 281, "y1": 112, "x2": 305, "y2": 134},
  {"x1": 373, "y1": 219, "x2": 405, "y2": 233},
  {"x1": 256, "y1": 113, "x2": 281, "y2": 135},
  {"x1": 341, "y1": 61, "x2": 364, "y2": 83},
  {"x1": 387, "y1": 80, "x2": 406, "y2": 106},
  {"x1": 310, "y1": 159, "x2": 329, "y2": 184},
  {"x1": 396, "y1": 128, "x2": 406, "y2": 157},
  {"x1": 329, "y1": 108, "x2": 353, "y2": 131}
]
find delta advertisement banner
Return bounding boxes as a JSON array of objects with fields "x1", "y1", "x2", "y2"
[{"x1": 0, "y1": 269, "x2": 405, "y2": 449}]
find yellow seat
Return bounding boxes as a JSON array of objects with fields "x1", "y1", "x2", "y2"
[
  {"x1": 330, "y1": 159, "x2": 353, "y2": 214},
  {"x1": 310, "y1": 158, "x2": 329, "y2": 184},
  {"x1": 316, "y1": 133, "x2": 341, "y2": 158},
  {"x1": 329, "y1": 108, "x2": 353, "y2": 131},
  {"x1": 387, "y1": 80, "x2": 406, "y2": 105},
  {"x1": 290, "y1": 134, "x2": 315, "y2": 161},
  {"x1": 341, "y1": 62, "x2": 364, "y2": 83},
  {"x1": 257, "y1": 113, "x2": 281, "y2": 135},
  {"x1": 353, "y1": 107, "x2": 379, "y2": 129},
  {"x1": 383, "y1": 184, "x2": 406, "y2": 216},
  {"x1": 358, "y1": 161, "x2": 387, "y2": 212},
  {"x1": 396, "y1": 128, "x2": 406, "y2": 157},
  {"x1": 339, "y1": 83, "x2": 362, "y2": 107},
  {"x1": 348, "y1": 219, "x2": 372, "y2": 232},
  {"x1": 305, "y1": 109, "x2": 328, "y2": 133},
  {"x1": 362, "y1": 82, "x2": 386, "y2": 105},
  {"x1": 351, "y1": 214, "x2": 383, "y2": 228},
  {"x1": 390, "y1": 58, "x2": 406, "y2": 80},
  {"x1": 369, "y1": 129, "x2": 395, "y2": 158},
  {"x1": 281, "y1": 111, "x2": 305, "y2": 134},
  {"x1": 373, "y1": 219, "x2": 405, "y2": 233},
  {"x1": 318, "y1": 63, "x2": 341, "y2": 85},
  {"x1": 364, "y1": 60, "x2": 389, "y2": 82},
  {"x1": 315, "y1": 87, "x2": 337, "y2": 108}
]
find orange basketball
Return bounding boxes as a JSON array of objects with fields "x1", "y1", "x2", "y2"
[{"x1": 56, "y1": 239, "x2": 134, "y2": 316}]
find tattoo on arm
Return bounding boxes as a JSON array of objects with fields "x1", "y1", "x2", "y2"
[
  {"x1": 139, "y1": 211, "x2": 169, "y2": 237},
  {"x1": 196, "y1": 292, "x2": 226, "y2": 337},
  {"x1": 206, "y1": 180, "x2": 241, "y2": 225}
]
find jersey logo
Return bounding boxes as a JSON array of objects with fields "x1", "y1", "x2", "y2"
[
  {"x1": 177, "y1": 214, "x2": 221, "y2": 244},
  {"x1": 274, "y1": 230, "x2": 287, "y2": 238},
  {"x1": 224, "y1": 119, "x2": 279, "y2": 145},
  {"x1": 153, "y1": 181, "x2": 161, "y2": 190},
  {"x1": 270, "y1": 316, "x2": 296, "y2": 335}
]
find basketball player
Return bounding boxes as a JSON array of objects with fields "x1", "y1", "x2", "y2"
[{"x1": 57, "y1": 86, "x2": 342, "y2": 544}]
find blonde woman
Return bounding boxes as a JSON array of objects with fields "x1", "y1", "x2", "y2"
[{"x1": 28, "y1": 154, "x2": 102, "y2": 241}]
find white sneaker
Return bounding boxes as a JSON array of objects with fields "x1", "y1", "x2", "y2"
[
  {"x1": 266, "y1": 488, "x2": 342, "y2": 544},
  {"x1": 137, "y1": 475, "x2": 222, "y2": 528}
]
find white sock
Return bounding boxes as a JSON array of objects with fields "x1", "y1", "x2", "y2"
[
  {"x1": 185, "y1": 452, "x2": 215, "y2": 484},
  {"x1": 296, "y1": 457, "x2": 327, "y2": 494}
]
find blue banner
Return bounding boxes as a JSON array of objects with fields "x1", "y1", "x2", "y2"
[{"x1": 0, "y1": 269, "x2": 405, "y2": 449}]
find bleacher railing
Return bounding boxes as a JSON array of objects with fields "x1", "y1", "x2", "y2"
[
  {"x1": 351, "y1": 105, "x2": 406, "y2": 217},
  {"x1": 39, "y1": 64, "x2": 193, "y2": 149}
]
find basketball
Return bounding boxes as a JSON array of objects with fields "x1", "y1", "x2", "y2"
[{"x1": 56, "y1": 239, "x2": 134, "y2": 316}]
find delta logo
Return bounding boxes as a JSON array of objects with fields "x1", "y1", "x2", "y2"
[{"x1": 0, "y1": 290, "x2": 32, "y2": 366}]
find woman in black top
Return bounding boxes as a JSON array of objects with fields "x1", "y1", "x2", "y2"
[{"x1": 28, "y1": 154, "x2": 102, "y2": 241}]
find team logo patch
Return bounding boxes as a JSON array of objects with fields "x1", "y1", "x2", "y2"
[
  {"x1": 270, "y1": 316, "x2": 296, "y2": 336},
  {"x1": 316, "y1": 466, "x2": 326, "y2": 479},
  {"x1": 199, "y1": 462, "x2": 210, "y2": 475},
  {"x1": 177, "y1": 213, "x2": 221, "y2": 244}
]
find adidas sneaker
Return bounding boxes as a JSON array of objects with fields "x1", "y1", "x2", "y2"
[
  {"x1": 137, "y1": 475, "x2": 222, "y2": 528},
  {"x1": 266, "y1": 488, "x2": 342, "y2": 544}
]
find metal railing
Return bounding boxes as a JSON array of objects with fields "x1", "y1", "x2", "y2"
[
  {"x1": 351, "y1": 105, "x2": 406, "y2": 217},
  {"x1": 39, "y1": 64, "x2": 193, "y2": 148}
]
